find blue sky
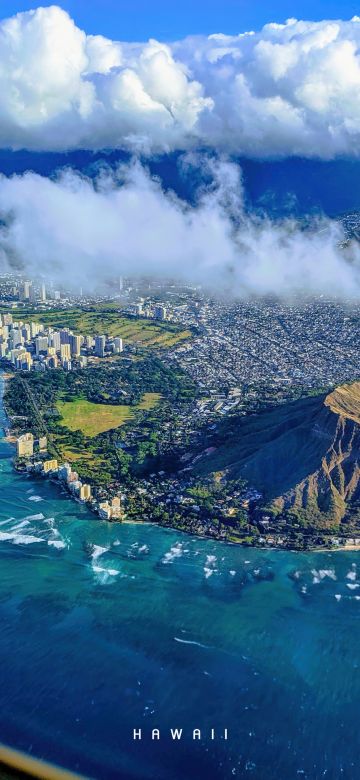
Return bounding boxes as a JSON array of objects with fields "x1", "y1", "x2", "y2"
[{"x1": 1, "y1": 0, "x2": 359, "y2": 39}]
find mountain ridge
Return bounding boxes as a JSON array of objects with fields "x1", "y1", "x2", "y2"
[{"x1": 196, "y1": 382, "x2": 360, "y2": 529}]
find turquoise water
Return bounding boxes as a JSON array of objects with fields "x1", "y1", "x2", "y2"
[{"x1": 1, "y1": 378, "x2": 360, "y2": 779}]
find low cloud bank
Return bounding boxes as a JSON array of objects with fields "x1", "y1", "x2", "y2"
[{"x1": 0, "y1": 157, "x2": 358, "y2": 298}]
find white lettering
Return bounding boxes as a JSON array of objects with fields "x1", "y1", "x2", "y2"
[
  {"x1": 193, "y1": 729, "x2": 201, "y2": 740},
  {"x1": 170, "y1": 728, "x2": 183, "y2": 740},
  {"x1": 152, "y1": 729, "x2": 160, "y2": 740},
  {"x1": 133, "y1": 729, "x2": 142, "y2": 740}
]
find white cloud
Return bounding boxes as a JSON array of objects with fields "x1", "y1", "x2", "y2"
[
  {"x1": 0, "y1": 5, "x2": 211, "y2": 152},
  {"x1": 1, "y1": 6, "x2": 360, "y2": 156},
  {"x1": 0, "y1": 158, "x2": 358, "y2": 297}
]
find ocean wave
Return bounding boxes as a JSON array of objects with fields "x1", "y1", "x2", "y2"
[
  {"x1": 346, "y1": 570, "x2": 357, "y2": 581},
  {"x1": 9, "y1": 520, "x2": 31, "y2": 531},
  {"x1": 206, "y1": 554, "x2": 217, "y2": 565},
  {"x1": 92, "y1": 565, "x2": 120, "y2": 584},
  {"x1": 0, "y1": 511, "x2": 68, "y2": 550},
  {"x1": 92, "y1": 565, "x2": 119, "y2": 575},
  {"x1": 0, "y1": 517, "x2": 16, "y2": 526},
  {"x1": 174, "y1": 636, "x2": 210, "y2": 649},
  {"x1": 12, "y1": 534, "x2": 45, "y2": 545},
  {"x1": 203, "y1": 554, "x2": 218, "y2": 579},
  {"x1": 0, "y1": 531, "x2": 17, "y2": 542},
  {"x1": 204, "y1": 567, "x2": 214, "y2": 579},
  {"x1": 91, "y1": 545, "x2": 109, "y2": 561},
  {"x1": 28, "y1": 495, "x2": 44, "y2": 502},
  {"x1": 162, "y1": 543, "x2": 184, "y2": 564},
  {"x1": 311, "y1": 569, "x2": 337, "y2": 584},
  {"x1": 48, "y1": 539, "x2": 66, "y2": 550},
  {"x1": 0, "y1": 529, "x2": 44, "y2": 544}
]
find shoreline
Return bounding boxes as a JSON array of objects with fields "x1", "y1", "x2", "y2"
[
  {"x1": 9, "y1": 460, "x2": 360, "y2": 552},
  {"x1": 119, "y1": 517, "x2": 360, "y2": 552},
  {"x1": 2, "y1": 372, "x2": 360, "y2": 554}
]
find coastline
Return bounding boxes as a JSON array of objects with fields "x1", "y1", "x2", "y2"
[{"x1": 2, "y1": 371, "x2": 360, "y2": 553}]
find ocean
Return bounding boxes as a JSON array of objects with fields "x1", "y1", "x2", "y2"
[{"x1": 0, "y1": 375, "x2": 360, "y2": 780}]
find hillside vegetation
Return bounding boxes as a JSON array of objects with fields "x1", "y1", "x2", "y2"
[{"x1": 196, "y1": 382, "x2": 360, "y2": 529}]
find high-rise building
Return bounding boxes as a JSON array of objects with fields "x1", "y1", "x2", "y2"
[
  {"x1": 50, "y1": 332, "x2": 61, "y2": 351},
  {"x1": 113, "y1": 337, "x2": 123, "y2": 354},
  {"x1": 98, "y1": 501, "x2": 112, "y2": 520},
  {"x1": 21, "y1": 324, "x2": 31, "y2": 341},
  {"x1": 111, "y1": 496, "x2": 122, "y2": 518},
  {"x1": 16, "y1": 351, "x2": 33, "y2": 371},
  {"x1": 9, "y1": 329, "x2": 23, "y2": 348},
  {"x1": 60, "y1": 343, "x2": 71, "y2": 361},
  {"x1": 94, "y1": 335, "x2": 106, "y2": 357},
  {"x1": 11, "y1": 348, "x2": 26, "y2": 364},
  {"x1": 40, "y1": 283, "x2": 46, "y2": 302},
  {"x1": 17, "y1": 432, "x2": 34, "y2": 457},
  {"x1": 38, "y1": 436, "x2": 47, "y2": 452},
  {"x1": 20, "y1": 281, "x2": 31, "y2": 301},
  {"x1": 79, "y1": 484, "x2": 92, "y2": 502},
  {"x1": 35, "y1": 336, "x2": 49, "y2": 355},
  {"x1": 30, "y1": 322, "x2": 41, "y2": 338},
  {"x1": 60, "y1": 329, "x2": 71, "y2": 344},
  {"x1": 43, "y1": 459, "x2": 58, "y2": 473},
  {"x1": 3, "y1": 314, "x2": 13, "y2": 326},
  {"x1": 70, "y1": 334, "x2": 82, "y2": 357}
]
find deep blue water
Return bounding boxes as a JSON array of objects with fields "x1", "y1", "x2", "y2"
[{"x1": 1, "y1": 376, "x2": 360, "y2": 779}]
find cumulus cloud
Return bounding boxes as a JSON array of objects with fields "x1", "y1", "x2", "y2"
[
  {"x1": 1, "y1": 6, "x2": 360, "y2": 156},
  {"x1": 0, "y1": 157, "x2": 358, "y2": 297},
  {"x1": 0, "y1": 5, "x2": 210, "y2": 152}
]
